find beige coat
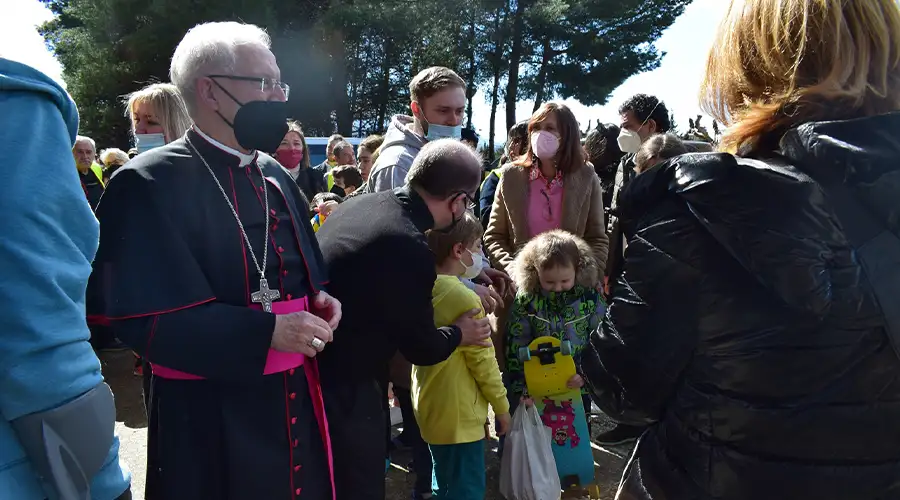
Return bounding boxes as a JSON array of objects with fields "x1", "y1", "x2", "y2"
[
  {"x1": 485, "y1": 162, "x2": 609, "y2": 271},
  {"x1": 484, "y1": 162, "x2": 609, "y2": 369}
]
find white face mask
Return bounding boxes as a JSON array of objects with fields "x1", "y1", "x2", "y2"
[
  {"x1": 461, "y1": 249, "x2": 484, "y2": 280},
  {"x1": 136, "y1": 133, "x2": 167, "y2": 154},
  {"x1": 617, "y1": 129, "x2": 642, "y2": 154}
]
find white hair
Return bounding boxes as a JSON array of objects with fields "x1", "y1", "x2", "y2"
[
  {"x1": 169, "y1": 22, "x2": 271, "y2": 113},
  {"x1": 74, "y1": 135, "x2": 96, "y2": 150}
]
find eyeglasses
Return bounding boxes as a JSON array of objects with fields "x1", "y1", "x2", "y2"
[
  {"x1": 207, "y1": 75, "x2": 291, "y2": 99},
  {"x1": 454, "y1": 191, "x2": 477, "y2": 211}
]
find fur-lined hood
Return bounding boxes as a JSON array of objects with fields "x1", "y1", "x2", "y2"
[{"x1": 509, "y1": 230, "x2": 601, "y2": 297}]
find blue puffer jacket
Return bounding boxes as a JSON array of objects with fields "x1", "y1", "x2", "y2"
[{"x1": 0, "y1": 58, "x2": 130, "y2": 499}]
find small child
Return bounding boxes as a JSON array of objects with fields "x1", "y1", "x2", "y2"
[
  {"x1": 505, "y1": 230, "x2": 606, "y2": 425},
  {"x1": 309, "y1": 192, "x2": 342, "y2": 233},
  {"x1": 413, "y1": 212, "x2": 510, "y2": 499},
  {"x1": 331, "y1": 165, "x2": 363, "y2": 197},
  {"x1": 633, "y1": 132, "x2": 688, "y2": 174}
]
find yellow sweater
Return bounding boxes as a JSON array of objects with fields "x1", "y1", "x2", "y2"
[{"x1": 412, "y1": 275, "x2": 510, "y2": 445}]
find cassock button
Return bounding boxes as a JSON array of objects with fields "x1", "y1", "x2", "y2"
[
  {"x1": 270, "y1": 209, "x2": 276, "y2": 216},
  {"x1": 286, "y1": 294, "x2": 293, "y2": 300},
  {"x1": 283, "y1": 270, "x2": 289, "y2": 276},
  {"x1": 291, "y1": 417, "x2": 297, "y2": 424},
  {"x1": 296, "y1": 488, "x2": 302, "y2": 495},
  {"x1": 290, "y1": 392, "x2": 296, "y2": 400},
  {"x1": 293, "y1": 439, "x2": 298, "y2": 447},
  {"x1": 289, "y1": 368, "x2": 295, "y2": 375},
  {"x1": 277, "y1": 246, "x2": 285, "y2": 253},
  {"x1": 294, "y1": 465, "x2": 301, "y2": 472}
]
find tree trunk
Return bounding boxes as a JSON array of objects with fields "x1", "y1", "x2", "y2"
[
  {"x1": 376, "y1": 36, "x2": 393, "y2": 132},
  {"x1": 532, "y1": 37, "x2": 552, "y2": 112},
  {"x1": 327, "y1": 28, "x2": 352, "y2": 135},
  {"x1": 504, "y1": 0, "x2": 527, "y2": 131},
  {"x1": 488, "y1": 6, "x2": 507, "y2": 163},
  {"x1": 465, "y1": 18, "x2": 477, "y2": 130},
  {"x1": 488, "y1": 65, "x2": 502, "y2": 163}
]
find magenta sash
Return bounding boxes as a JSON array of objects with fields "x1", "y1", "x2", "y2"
[{"x1": 151, "y1": 297, "x2": 309, "y2": 380}]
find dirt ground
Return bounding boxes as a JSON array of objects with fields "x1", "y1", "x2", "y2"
[{"x1": 101, "y1": 350, "x2": 629, "y2": 500}]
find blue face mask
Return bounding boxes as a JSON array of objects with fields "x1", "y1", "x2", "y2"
[
  {"x1": 425, "y1": 122, "x2": 462, "y2": 142},
  {"x1": 135, "y1": 133, "x2": 167, "y2": 153}
]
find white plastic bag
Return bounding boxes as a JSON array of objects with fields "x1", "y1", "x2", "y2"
[{"x1": 500, "y1": 403, "x2": 561, "y2": 500}]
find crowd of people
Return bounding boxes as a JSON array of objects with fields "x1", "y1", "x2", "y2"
[{"x1": 2, "y1": 0, "x2": 900, "y2": 499}]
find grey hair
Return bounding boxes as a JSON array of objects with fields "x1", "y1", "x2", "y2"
[
  {"x1": 169, "y1": 22, "x2": 272, "y2": 113},
  {"x1": 634, "y1": 133, "x2": 688, "y2": 173},
  {"x1": 405, "y1": 139, "x2": 482, "y2": 199},
  {"x1": 332, "y1": 140, "x2": 354, "y2": 157},
  {"x1": 74, "y1": 135, "x2": 96, "y2": 150}
]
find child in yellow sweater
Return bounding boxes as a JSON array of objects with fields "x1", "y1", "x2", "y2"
[{"x1": 413, "y1": 212, "x2": 510, "y2": 499}]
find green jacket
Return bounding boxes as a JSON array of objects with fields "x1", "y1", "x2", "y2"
[{"x1": 505, "y1": 285, "x2": 606, "y2": 396}]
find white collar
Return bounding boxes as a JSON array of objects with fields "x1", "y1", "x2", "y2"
[{"x1": 193, "y1": 127, "x2": 257, "y2": 167}]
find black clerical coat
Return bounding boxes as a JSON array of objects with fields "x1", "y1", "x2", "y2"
[
  {"x1": 88, "y1": 129, "x2": 334, "y2": 500},
  {"x1": 315, "y1": 188, "x2": 463, "y2": 499}
]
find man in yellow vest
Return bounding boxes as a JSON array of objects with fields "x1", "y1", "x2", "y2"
[{"x1": 72, "y1": 135, "x2": 105, "y2": 210}]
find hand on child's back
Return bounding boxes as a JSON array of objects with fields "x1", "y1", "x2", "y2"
[{"x1": 453, "y1": 309, "x2": 491, "y2": 347}]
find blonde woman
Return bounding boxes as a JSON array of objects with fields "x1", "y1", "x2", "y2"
[
  {"x1": 123, "y1": 82, "x2": 191, "y2": 152},
  {"x1": 582, "y1": 1, "x2": 900, "y2": 498}
]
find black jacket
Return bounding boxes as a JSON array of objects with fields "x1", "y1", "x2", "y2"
[
  {"x1": 583, "y1": 113, "x2": 900, "y2": 499},
  {"x1": 293, "y1": 167, "x2": 325, "y2": 204}
]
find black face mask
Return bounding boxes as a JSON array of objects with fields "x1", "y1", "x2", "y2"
[
  {"x1": 212, "y1": 79, "x2": 288, "y2": 153},
  {"x1": 433, "y1": 192, "x2": 471, "y2": 234},
  {"x1": 434, "y1": 210, "x2": 462, "y2": 234}
]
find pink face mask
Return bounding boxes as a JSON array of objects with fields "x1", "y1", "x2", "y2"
[
  {"x1": 276, "y1": 149, "x2": 304, "y2": 169},
  {"x1": 531, "y1": 131, "x2": 560, "y2": 161}
]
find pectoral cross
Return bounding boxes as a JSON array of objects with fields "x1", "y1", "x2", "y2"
[{"x1": 251, "y1": 278, "x2": 281, "y2": 313}]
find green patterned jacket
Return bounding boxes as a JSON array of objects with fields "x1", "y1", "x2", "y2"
[{"x1": 505, "y1": 285, "x2": 607, "y2": 396}]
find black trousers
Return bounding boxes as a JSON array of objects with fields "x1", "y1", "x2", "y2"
[
  {"x1": 323, "y1": 378, "x2": 386, "y2": 500},
  {"x1": 393, "y1": 386, "x2": 434, "y2": 495}
]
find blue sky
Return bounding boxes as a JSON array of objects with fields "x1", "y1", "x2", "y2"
[{"x1": 2, "y1": 0, "x2": 729, "y2": 142}]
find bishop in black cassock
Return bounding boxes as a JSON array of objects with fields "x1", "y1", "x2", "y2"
[{"x1": 88, "y1": 126, "x2": 336, "y2": 499}]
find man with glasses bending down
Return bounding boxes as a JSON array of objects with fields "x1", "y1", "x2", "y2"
[{"x1": 88, "y1": 22, "x2": 341, "y2": 500}]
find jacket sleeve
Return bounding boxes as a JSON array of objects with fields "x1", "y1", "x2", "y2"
[
  {"x1": 581, "y1": 211, "x2": 701, "y2": 426},
  {"x1": 479, "y1": 171, "x2": 501, "y2": 229},
  {"x1": 391, "y1": 249, "x2": 462, "y2": 366},
  {"x1": 462, "y1": 345, "x2": 510, "y2": 415},
  {"x1": 369, "y1": 163, "x2": 407, "y2": 193},
  {"x1": 504, "y1": 297, "x2": 534, "y2": 396},
  {"x1": 110, "y1": 303, "x2": 276, "y2": 380},
  {"x1": 484, "y1": 174, "x2": 516, "y2": 271},
  {"x1": 584, "y1": 173, "x2": 610, "y2": 269}
]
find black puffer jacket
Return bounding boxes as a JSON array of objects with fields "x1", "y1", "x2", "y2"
[{"x1": 582, "y1": 113, "x2": 900, "y2": 500}]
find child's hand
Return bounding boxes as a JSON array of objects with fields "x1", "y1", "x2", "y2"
[
  {"x1": 496, "y1": 412, "x2": 511, "y2": 436},
  {"x1": 521, "y1": 396, "x2": 535, "y2": 407},
  {"x1": 567, "y1": 374, "x2": 584, "y2": 389}
]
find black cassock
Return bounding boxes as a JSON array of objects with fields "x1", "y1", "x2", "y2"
[{"x1": 88, "y1": 130, "x2": 334, "y2": 500}]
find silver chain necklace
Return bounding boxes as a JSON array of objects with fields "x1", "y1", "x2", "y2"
[{"x1": 186, "y1": 137, "x2": 281, "y2": 312}]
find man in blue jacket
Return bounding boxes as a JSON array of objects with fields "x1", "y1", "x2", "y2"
[{"x1": 0, "y1": 57, "x2": 131, "y2": 500}]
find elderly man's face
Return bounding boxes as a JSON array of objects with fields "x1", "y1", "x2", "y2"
[
  {"x1": 206, "y1": 45, "x2": 285, "y2": 125},
  {"x1": 335, "y1": 147, "x2": 356, "y2": 166},
  {"x1": 73, "y1": 141, "x2": 96, "y2": 170}
]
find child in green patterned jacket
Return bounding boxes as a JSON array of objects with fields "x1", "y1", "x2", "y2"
[{"x1": 503, "y1": 230, "x2": 606, "y2": 428}]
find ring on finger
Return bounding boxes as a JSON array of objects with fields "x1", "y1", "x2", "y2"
[{"x1": 308, "y1": 336, "x2": 326, "y2": 351}]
